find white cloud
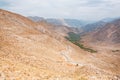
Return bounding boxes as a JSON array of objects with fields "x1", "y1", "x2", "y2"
[{"x1": 0, "y1": 0, "x2": 120, "y2": 20}]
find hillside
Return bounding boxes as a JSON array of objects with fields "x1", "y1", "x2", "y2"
[
  {"x1": 81, "y1": 17, "x2": 119, "y2": 33},
  {"x1": 80, "y1": 19, "x2": 120, "y2": 74},
  {"x1": 0, "y1": 9, "x2": 120, "y2": 80},
  {"x1": 93, "y1": 19, "x2": 120, "y2": 44},
  {"x1": 82, "y1": 19, "x2": 120, "y2": 45}
]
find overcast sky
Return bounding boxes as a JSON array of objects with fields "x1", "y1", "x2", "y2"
[{"x1": 0, "y1": 0, "x2": 120, "y2": 21}]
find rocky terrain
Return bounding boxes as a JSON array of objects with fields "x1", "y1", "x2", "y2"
[{"x1": 0, "y1": 9, "x2": 120, "y2": 80}]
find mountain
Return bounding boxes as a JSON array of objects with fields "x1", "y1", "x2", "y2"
[
  {"x1": 28, "y1": 16, "x2": 88, "y2": 28},
  {"x1": 81, "y1": 18, "x2": 120, "y2": 45},
  {"x1": 93, "y1": 19, "x2": 120, "y2": 44},
  {"x1": 82, "y1": 21, "x2": 107, "y2": 32},
  {"x1": 81, "y1": 17, "x2": 120, "y2": 33},
  {"x1": 80, "y1": 19, "x2": 120, "y2": 79},
  {"x1": 0, "y1": 9, "x2": 120, "y2": 80}
]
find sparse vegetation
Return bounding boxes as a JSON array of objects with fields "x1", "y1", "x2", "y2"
[
  {"x1": 65, "y1": 32, "x2": 97, "y2": 53},
  {"x1": 74, "y1": 42, "x2": 97, "y2": 53},
  {"x1": 65, "y1": 32, "x2": 80, "y2": 42}
]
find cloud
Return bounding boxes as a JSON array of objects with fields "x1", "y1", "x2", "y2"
[{"x1": 0, "y1": 0, "x2": 120, "y2": 21}]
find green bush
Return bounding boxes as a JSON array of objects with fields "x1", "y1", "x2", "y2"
[
  {"x1": 66, "y1": 32, "x2": 80, "y2": 42},
  {"x1": 74, "y1": 42, "x2": 97, "y2": 53}
]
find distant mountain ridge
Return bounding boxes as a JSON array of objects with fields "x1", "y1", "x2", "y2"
[
  {"x1": 28, "y1": 16, "x2": 120, "y2": 33},
  {"x1": 28, "y1": 16, "x2": 90, "y2": 28},
  {"x1": 82, "y1": 21, "x2": 107, "y2": 32}
]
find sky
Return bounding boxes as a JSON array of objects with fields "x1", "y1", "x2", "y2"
[{"x1": 0, "y1": 0, "x2": 120, "y2": 21}]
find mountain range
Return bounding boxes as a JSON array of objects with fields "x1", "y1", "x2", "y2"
[
  {"x1": 28, "y1": 16, "x2": 119, "y2": 33},
  {"x1": 28, "y1": 16, "x2": 91, "y2": 28}
]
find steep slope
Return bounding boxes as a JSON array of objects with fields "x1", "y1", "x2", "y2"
[
  {"x1": 0, "y1": 9, "x2": 78, "y2": 79},
  {"x1": 0, "y1": 9, "x2": 120, "y2": 80}
]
